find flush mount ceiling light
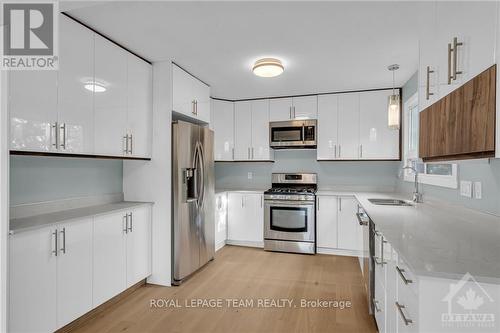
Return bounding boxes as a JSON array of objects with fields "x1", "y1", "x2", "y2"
[
  {"x1": 84, "y1": 81, "x2": 107, "y2": 93},
  {"x1": 387, "y1": 64, "x2": 400, "y2": 130},
  {"x1": 252, "y1": 58, "x2": 284, "y2": 78}
]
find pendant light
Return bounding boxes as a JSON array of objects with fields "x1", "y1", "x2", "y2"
[{"x1": 387, "y1": 64, "x2": 400, "y2": 130}]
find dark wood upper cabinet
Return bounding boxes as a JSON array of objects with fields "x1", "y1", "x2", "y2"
[{"x1": 419, "y1": 65, "x2": 496, "y2": 161}]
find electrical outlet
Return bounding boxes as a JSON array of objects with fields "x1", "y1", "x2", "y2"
[
  {"x1": 460, "y1": 180, "x2": 472, "y2": 198},
  {"x1": 474, "y1": 181, "x2": 482, "y2": 199},
  {"x1": 247, "y1": 172, "x2": 253, "y2": 180}
]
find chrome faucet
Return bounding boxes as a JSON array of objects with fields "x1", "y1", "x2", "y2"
[{"x1": 402, "y1": 166, "x2": 423, "y2": 203}]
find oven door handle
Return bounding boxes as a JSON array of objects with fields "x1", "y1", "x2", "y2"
[{"x1": 265, "y1": 200, "x2": 315, "y2": 207}]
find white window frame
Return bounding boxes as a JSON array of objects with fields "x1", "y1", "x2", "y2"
[{"x1": 403, "y1": 93, "x2": 458, "y2": 189}]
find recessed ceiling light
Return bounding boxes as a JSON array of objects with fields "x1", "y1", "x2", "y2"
[
  {"x1": 84, "y1": 81, "x2": 107, "y2": 93},
  {"x1": 252, "y1": 58, "x2": 284, "y2": 78}
]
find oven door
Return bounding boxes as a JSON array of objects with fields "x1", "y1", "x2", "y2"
[{"x1": 264, "y1": 200, "x2": 315, "y2": 242}]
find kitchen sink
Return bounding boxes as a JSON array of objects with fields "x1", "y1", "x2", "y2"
[{"x1": 368, "y1": 198, "x2": 413, "y2": 206}]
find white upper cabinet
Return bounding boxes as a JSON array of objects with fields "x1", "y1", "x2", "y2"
[
  {"x1": 292, "y1": 95, "x2": 317, "y2": 119},
  {"x1": 317, "y1": 94, "x2": 339, "y2": 160},
  {"x1": 57, "y1": 15, "x2": 95, "y2": 154},
  {"x1": 337, "y1": 93, "x2": 360, "y2": 160},
  {"x1": 234, "y1": 101, "x2": 253, "y2": 160},
  {"x1": 316, "y1": 195, "x2": 338, "y2": 249},
  {"x1": 269, "y1": 97, "x2": 293, "y2": 121},
  {"x1": 127, "y1": 55, "x2": 153, "y2": 158},
  {"x1": 359, "y1": 90, "x2": 399, "y2": 160},
  {"x1": 9, "y1": 70, "x2": 58, "y2": 152},
  {"x1": 418, "y1": 1, "x2": 497, "y2": 110},
  {"x1": 93, "y1": 34, "x2": 128, "y2": 157},
  {"x1": 250, "y1": 99, "x2": 272, "y2": 160},
  {"x1": 269, "y1": 96, "x2": 317, "y2": 121},
  {"x1": 172, "y1": 64, "x2": 211, "y2": 123},
  {"x1": 211, "y1": 100, "x2": 235, "y2": 161}
]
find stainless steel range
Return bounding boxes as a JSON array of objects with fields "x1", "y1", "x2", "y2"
[{"x1": 264, "y1": 173, "x2": 317, "y2": 254}]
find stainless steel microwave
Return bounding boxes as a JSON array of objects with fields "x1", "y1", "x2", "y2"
[{"x1": 269, "y1": 119, "x2": 317, "y2": 149}]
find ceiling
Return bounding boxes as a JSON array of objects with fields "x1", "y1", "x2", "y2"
[{"x1": 65, "y1": 1, "x2": 420, "y2": 100}]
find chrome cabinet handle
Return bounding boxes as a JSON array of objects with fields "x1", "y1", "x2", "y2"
[
  {"x1": 293, "y1": 106, "x2": 296, "y2": 118},
  {"x1": 192, "y1": 100, "x2": 196, "y2": 115},
  {"x1": 52, "y1": 122, "x2": 59, "y2": 149},
  {"x1": 247, "y1": 147, "x2": 250, "y2": 159},
  {"x1": 396, "y1": 302, "x2": 413, "y2": 326},
  {"x1": 374, "y1": 256, "x2": 386, "y2": 266},
  {"x1": 426, "y1": 66, "x2": 435, "y2": 100},
  {"x1": 60, "y1": 228, "x2": 66, "y2": 254},
  {"x1": 289, "y1": 106, "x2": 292, "y2": 119},
  {"x1": 452, "y1": 37, "x2": 463, "y2": 80},
  {"x1": 334, "y1": 145, "x2": 337, "y2": 158},
  {"x1": 317, "y1": 197, "x2": 320, "y2": 211},
  {"x1": 59, "y1": 123, "x2": 67, "y2": 149},
  {"x1": 123, "y1": 214, "x2": 128, "y2": 233},
  {"x1": 128, "y1": 134, "x2": 133, "y2": 154},
  {"x1": 251, "y1": 147, "x2": 254, "y2": 160},
  {"x1": 123, "y1": 134, "x2": 129, "y2": 154},
  {"x1": 339, "y1": 197, "x2": 342, "y2": 211},
  {"x1": 127, "y1": 213, "x2": 133, "y2": 232},
  {"x1": 373, "y1": 299, "x2": 381, "y2": 313},
  {"x1": 338, "y1": 145, "x2": 341, "y2": 158},
  {"x1": 241, "y1": 197, "x2": 244, "y2": 208},
  {"x1": 52, "y1": 229, "x2": 58, "y2": 256},
  {"x1": 396, "y1": 265, "x2": 413, "y2": 284},
  {"x1": 359, "y1": 144, "x2": 363, "y2": 158},
  {"x1": 448, "y1": 43, "x2": 453, "y2": 84},
  {"x1": 232, "y1": 148, "x2": 234, "y2": 160}
]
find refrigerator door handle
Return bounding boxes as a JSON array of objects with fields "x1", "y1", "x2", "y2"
[{"x1": 196, "y1": 142, "x2": 206, "y2": 208}]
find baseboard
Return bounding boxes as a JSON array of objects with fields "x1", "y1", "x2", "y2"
[
  {"x1": 317, "y1": 247, "x2": 363, "y2": 257},
  {"x1": 215, "y1": 240, "x2": 226, "y2": 252},
  {"x1": 226, "y1": 240, "x2": 264, "y2": 248},
  {"x1": 56, "y1": 279, "x2": 146, "y2": 333}
]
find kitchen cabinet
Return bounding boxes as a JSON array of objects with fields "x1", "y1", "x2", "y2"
[
  {"x1": 93, "y1": 34, "x2": 128, "y2": 157},
  {"x1": 418, "y1": 1, "x2": 497, "y2": 110},
  {"x1": 56, "y1": 218, "x2": 93, "y2": 328},
  {"x1": 419, "y1": 65, "x2": 496, "y2": 161},
  {"x1": 316, "y1": 195, "x2": 338, "y2": 249},
  {"x1": 269, "y1": 96, "x2": 317, "y2": 121},
  {"x1": 227, "y1": 192, "x2": 264, "y2": 245},
  {"x1": 234, "y1": 101, "x2": 253, "y2": 160},
  {"x1": 317, "y1": 94, "x2": 339, "y2": 160},
  {"x1": 337, "y1": 93, "x2": 360, "y2": 160},
  {"x1": 251, "y1": 99, "x2": 272, "y2": 160},
  {"x1": 9, "y1": 225, "x2": 58, "y2": 333},
  {"x1": 215, "y1": 192, "x2": 228, "y2": 250},
  {"x1": 359, "y1": 90, "x2": 399, "y2": 160},
  {"x1": 172, "y1": 64, "x2": 210, "y2": 123},
  {"x1": 126, "y1": 205, "x2": 152, "y2": 287},
  {"x1": 127, "y1": 55, "x2": 153, "y2": 158},
  {"x1": 337, "y1": 196, "x2": 362, "y2": 251},
  {"x1": 211, "y1": 100, "x2": 234, "y2": 161},
  {"x1": 57, "y1": 14, "x2": 95, "y2": 154}
]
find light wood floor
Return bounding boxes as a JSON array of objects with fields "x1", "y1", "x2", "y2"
[{"x1": 72, "y1": 246, "x2": 377, "y2": 333}]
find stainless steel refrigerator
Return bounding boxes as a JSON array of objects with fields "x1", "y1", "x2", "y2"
[{"x1": 172, "y1": 121, "x2": 215, "y2": 285}]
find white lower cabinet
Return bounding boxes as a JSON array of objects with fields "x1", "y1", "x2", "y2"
[
  {"x1": 9, "y1": 205, "x2": 152, "y2": 332},
  {"x1": 316, "y1": 195, "x2": 338, "y2": 248},
  {"x1": 227, "y1": 192, "x2": 264, "y2": 246},
  {"x1": 337, "y1": 197, "x2": 362, "y2": 251},
  {"x1": 215, "y1": 192, "x2": 228, "y2": 250}
]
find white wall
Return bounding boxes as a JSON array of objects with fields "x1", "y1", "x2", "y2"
[
  {"x1": 1, "y1": 71, "x2": 9, "y2": 332},
  {"x1": 123, "y1": 61, "x2": 172, "y2": 286}
]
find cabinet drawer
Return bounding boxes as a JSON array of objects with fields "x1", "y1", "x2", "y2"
[
  {"x1": 395, "y1": 284, "x2": 418, "y2": 333},
  {"x1": 396, "y1": 256, "x2": 418, "y2": 296}
]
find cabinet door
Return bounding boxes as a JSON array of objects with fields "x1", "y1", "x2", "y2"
[
  {"x1": 251, "y1": 99, "x2": 272, "y2": 160},
  {"x1": 233, "y1": 101, "x2": 252, "y2": 160},
  {"x1": 56, "y1": 218, "x2": 93, "y2": 328},
  {"x1": 227, "y1": 192, "x2": 244, "y2": 241},
  {"x1": 127, "y1": 55, "x2": 153, "y2": 158},
  {"x1": 316, "y1": 195, "x2": 338, "y2": 248},
  {"x1": 212, "y1": 100, "x2": 234, "y2": 161},
  {"x1": 228, "y1": 192, "x2": 263, "y2": 242},
  {"x1": 359, "y1": 90, "x2": 399, "y2": 160},
  {"x1": 126, "y1": 205, "x2": 152, "y2": 287},
  {"x1": 57, "y1": 15, "x2": 94, "y2": 154},
  {"x1": 269, "y1": 97, "x2": 292, "y2": 121},
  {"x1": 215, "y1": 192, "x2": 228, "y2": 249},
  {"x1": 292, "y1": 95, "x2": 317, "y2": 119},
  {"x1": 337, "y1": 93, "x2": 360, "y2": 159},
  {"x1": 435, "y1": 1, "x2": 497, "y2": 96},
  {"x1": 172, "y1": 64, "x2": 195, "y2": 117},
  {"x1": 193, "y1": 79, "x2": 211, "y2": 123},
  {"x1": 337, "y1": 197, "x2": 361, "y2": 251},
  {"x1": 317, "y1": 94, "x2": 339, "y2": 160},
  {"x1": 94, "y1": 34, "x2": 128, "y2": 156},
  {"x1": 93, "y1": 211, "x2": 127, "y2": 306},
  {"x1": 9, "y1": 71, "x2": 57, "y2": 152},
  {"x1": 9, "y1": 226, "x2": 57, "y2": 333}
]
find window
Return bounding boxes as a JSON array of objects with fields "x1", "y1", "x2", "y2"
[{"x1": 403, "y1": 93, "x2": 458, "y2": 189}]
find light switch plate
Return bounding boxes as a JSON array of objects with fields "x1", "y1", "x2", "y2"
[
  {"x1": 460, "y1": 180, "x2": 472, "y2": 198},
  {"x1": 474, "y1": 181, "x2": 482, "y2": 199},
  {"x1": 247, "y1": 172, "x2": 253, "y2": 180}
]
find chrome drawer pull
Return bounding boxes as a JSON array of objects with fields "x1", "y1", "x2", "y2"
[
  {"x1": 396, "y1": 302, "x2": 413, "y2": 326},
  {"x1": 373, "y1": 299, "x2": 382, "y2": 313},
  {"x1": 396, "y1": 265, "x2": 413, "y2": 284},
  {"x1": 374, "y1": 257, "x2": 386, "y2": 266}
]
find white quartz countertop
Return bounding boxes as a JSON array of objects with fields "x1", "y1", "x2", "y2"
[
  {"x1": 10, "y1": 201, "x2": 154, "y2": 234},
  {"x1": 215, "y1": 189, "x2": 265, "y2": 194},
  {"x1": 354, "y1": 192, "x2": 500, "y2": 284}
]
